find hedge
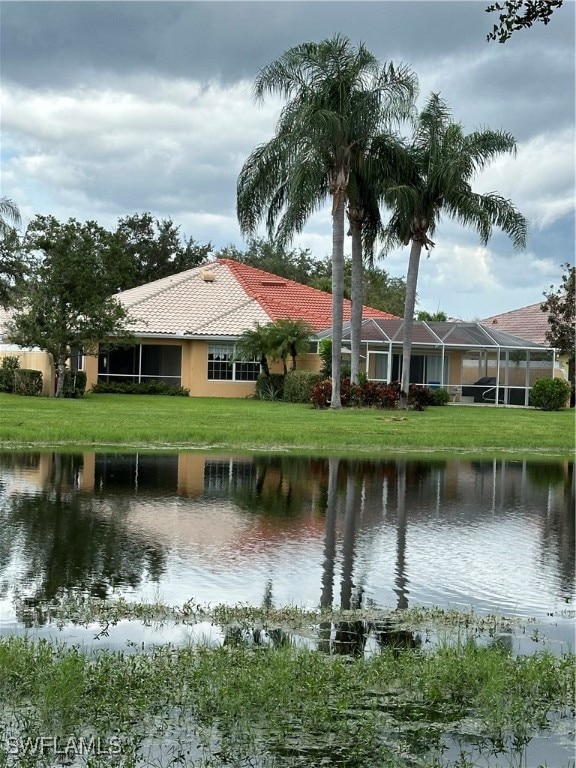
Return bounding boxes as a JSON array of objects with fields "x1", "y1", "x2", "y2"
[
  {"x1": 283, "y1": 370, "x2": 324, "y2": 403},
  {"x1": 0, "y1": 356, "x2": 21, "y2": 393},
  {"x1": 91, "y1": 380, "x2": 190, "y2": 396},
  {"x1": 13, "y1": 368, "x2": 43, "y2": 396}
]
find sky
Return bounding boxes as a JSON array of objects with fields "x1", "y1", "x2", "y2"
[{"x1": 1, "y1": 0, "x2": 574, "y2": 320}]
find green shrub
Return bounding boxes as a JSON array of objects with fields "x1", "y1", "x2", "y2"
[
  {"x1": 13, "y1": 368, "x2": 43, "y2": 396},
  {"x1": 318, "y1": 338, "x2": 332, "y2": 378},
  {"x1": 60, "y1": 369, "x2": 87, "y2": 398},
  {"x1": 0, "y1": 356, "x2": 21, "y2": 393},
  {"x1": 430, "y1": 388, "x2": 450, "y2": 406},
  {"x1": 255, "y1": 373, "x2": 284, "y2": 401},
  {"x1": 283, "y1": 370, "x2": 324, "y2": 403},
  {"x1": 529, "y1": 377, "x2": 571, "y2": 411},
  {"x1": 91, "y1": 380, "x2": 190, "y2": 396}
]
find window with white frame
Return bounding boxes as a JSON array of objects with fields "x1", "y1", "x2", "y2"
[{"x1": 207, "y1": 343, "x2": 260, "y2": 381}]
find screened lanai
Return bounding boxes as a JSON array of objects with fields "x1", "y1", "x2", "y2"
[{"x1": 318, "y1": 319, "x2": 561, "y2": 406}]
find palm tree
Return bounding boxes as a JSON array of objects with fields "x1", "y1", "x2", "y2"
[
  {"x1": 268, "y1": 318, "x2": 313, "y2": 373},
  {"x1": 382, "y1": 94, "x2": 527, "y2": 406},
  {"x1": 237, "y1": 35, "x2": 416, "y2": 408},
  {"x1": 0, "y1": 197, "x2": 21, "y2": 239},
  {"x1": 234, "y1": 322, "x2": 274, "y2": 377}
]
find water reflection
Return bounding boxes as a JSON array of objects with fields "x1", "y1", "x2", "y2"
[{"x1": 0, "y1": 451, "x2": 573, "y2": 635}]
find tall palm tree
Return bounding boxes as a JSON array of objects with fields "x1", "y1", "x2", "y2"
[
  {"x1": 0, "y1": 197, "x2": 21, "y2": 239},
  {"x1": 237, "y1": 35, "x2": 416, "y2": 407},
  {"x1": 382, "y1": 94, "x2": 527, "y2": 406}
]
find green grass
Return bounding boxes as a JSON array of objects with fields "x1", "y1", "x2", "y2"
[
  {"x1": 0, "y1": 393, "x2": 573, "y2": 457},
  {"x1": 0, "y1": 628, "x2": 573, "y2": 767}
]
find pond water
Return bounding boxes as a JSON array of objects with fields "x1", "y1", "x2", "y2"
[
  {"x1": 0, "y1": 451, "x2": 573, "y2": 644},
  {"x1": 0, "y1": 451, "x2": 574, "y2": 767}
]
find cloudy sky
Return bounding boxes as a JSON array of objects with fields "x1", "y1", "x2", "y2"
[{"x1": 1, "y1": 0, "x2": 574, "y2": 319}]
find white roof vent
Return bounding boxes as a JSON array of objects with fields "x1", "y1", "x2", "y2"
[{"x1": 200, "y1": 270, "x2": 215, "y2": 282}]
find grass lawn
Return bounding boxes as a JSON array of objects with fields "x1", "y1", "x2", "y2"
[{"x1": 0, "y1": 392, "x2": 573, "y2": 457}]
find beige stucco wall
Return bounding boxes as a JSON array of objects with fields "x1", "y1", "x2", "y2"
[{"x1": 0, "y1": 348, "x2": 54, "y2": 396}]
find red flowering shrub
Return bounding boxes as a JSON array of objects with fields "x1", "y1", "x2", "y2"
[{"x1": 310, "y1": 378, "x2": 332, "y2": 409}]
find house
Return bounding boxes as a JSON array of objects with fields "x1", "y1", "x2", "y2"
[
  {"x1": 84, "y1": 258, "x2": 396, "y2": 397},
  {"x1": 3, "y1": 262, "x2": 564, "y2": 405},
  {"x1": 317, "y1": 316, "x2": 563, "y2": 405}
]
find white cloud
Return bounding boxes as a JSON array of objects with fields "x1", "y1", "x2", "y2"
[{"x1": 475, "y1": 128, "x2": 575, "y2": 229}]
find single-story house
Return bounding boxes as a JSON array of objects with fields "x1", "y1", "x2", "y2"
[
  {"x1": 1, "y1": 262, "x2": 565, "y2": 404},
  {"x1": 83, "y1": 258, "x2": 396, "y2": 397}
]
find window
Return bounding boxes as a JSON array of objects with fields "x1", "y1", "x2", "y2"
[
  {"x1": 207, "y1": 343, "x2": 260, "y2": 381},
  {"x1": 98, "y1": 344, "x2": 182, "y2": 386}
]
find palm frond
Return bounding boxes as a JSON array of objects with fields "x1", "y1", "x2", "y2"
[{"x1": 0, "y1": 197, "x2": 22, "y2": 238}]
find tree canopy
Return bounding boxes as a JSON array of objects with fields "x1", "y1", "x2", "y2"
[
  {"x1": 486, "y1": 0, "x2": 564, "y2": 42},
  {"x1": 6, "y1": 215, "x2": 133, "y2": 396},
  {"x1": 112, "y1": 212, "x2": 212, "y2": 290}
]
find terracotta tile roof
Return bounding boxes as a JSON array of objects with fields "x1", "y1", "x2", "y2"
[
  {"x1": 221, "y1": 259, "x2": 396, "y2": 331},
  {"x1": 116, "y1": 258, "x2": 397, "y2": 337},
  {"x1": 481, "y1": 303, "x2": 551, "y2": 346}
]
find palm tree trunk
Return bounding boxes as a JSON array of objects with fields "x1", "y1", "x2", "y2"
[
  {"x1": 350, "y1": 221, "x2": 363, "y2": 385},
  {"x1": 330, "y1": 194, "x2": 346, "y2": 409},
  {"x1": 399, "y1": 238, "x2": 423, "y2": 408}
]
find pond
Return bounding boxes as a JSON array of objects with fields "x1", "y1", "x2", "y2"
[
  {"x1": 0, "y1": 451, "x2": 574, "y2": 767},
  {"x1": 0, "y1": 451, "x2": 573, "y2": 644}
]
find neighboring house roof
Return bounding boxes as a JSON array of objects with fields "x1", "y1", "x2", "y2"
[
  {"x1": 117, "y1": 258, "x2": 397, "y2": 338},
  {"x1": 317, "y1": 317, "x2": 553, "y2": 350},
  {"x1": 481, "y1": 303, "x2": 551, "y2": 346}
]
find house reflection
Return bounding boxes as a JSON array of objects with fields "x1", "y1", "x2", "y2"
[{"x1": 0, "y1": 451, "x2": 573, "y2": 632}]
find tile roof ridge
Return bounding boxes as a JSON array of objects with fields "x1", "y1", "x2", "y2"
[
  {"x1": 220, "y1": 258, "x2": 326, "y2": 295},
  {"x1": 483, "y1": 302, "x2": 544, "y2": 321},
  {"x1": 118, "y1": 261, "x2": 219, "y2": 308}
]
